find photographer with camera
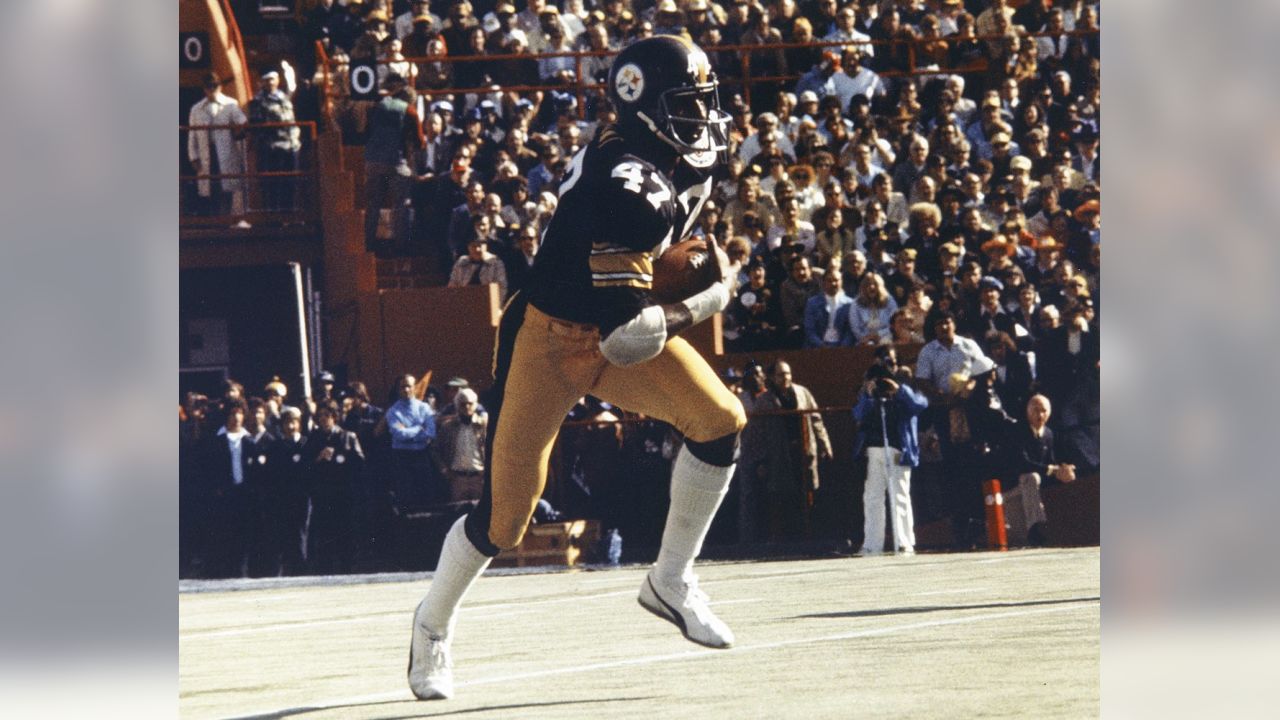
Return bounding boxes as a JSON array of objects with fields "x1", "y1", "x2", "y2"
[{"x1": 851, "y1": 359, "x2": 929, "y2": 556}]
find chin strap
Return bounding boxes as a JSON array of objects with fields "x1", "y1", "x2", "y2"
[{"x1": 636, "y1": 110, "x2": 688, "y2": 156}]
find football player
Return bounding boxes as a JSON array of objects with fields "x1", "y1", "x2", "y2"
[{"x1": 408, "y1": 35, "x2": 744, "y2": 700}]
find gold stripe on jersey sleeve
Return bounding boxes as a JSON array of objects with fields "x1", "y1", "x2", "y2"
[
  {"x1": 589, "y1": 250, "x2": 653, "y2": 289},
  {"x1": 593, "y1": 276, "x2": 653, "y2": 289}
]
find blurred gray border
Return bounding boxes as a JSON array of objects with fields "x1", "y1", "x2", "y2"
[
  {"x1": 1103, "y1": 0, "x2": 1280, "y2": 716},
  {"x1": 0, "y1": 0, "x2": 178, "y2": 714}
]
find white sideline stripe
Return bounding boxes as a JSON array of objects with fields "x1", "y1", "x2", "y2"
[
  {"x1": 914, "y1": 587, "x2": 988, "y2": 596},
  {"x1": 184, "y1": 611, "x2": 540, "y2": 640},
  {"x1": 707, "y1": 598, "x2": 762, "y2": 607},
  {"x1": 222, "y1": 600, "x2": 1098, "y2": 719},
  {"x1": 181, "y1": 590, "x2": 638, "y2": 639},
  {"x1": 743, "y1": 567, "x2": 844, "y2": 577},
  {"x1": 234, "y1": 594, "x2": 304, "y2": 604},
  {"x1": 462, "y1": 589, "x2": 635, "y2": 613},
  {"x1": 580, "y1": 575, "x2": 645, "y2": 586}
]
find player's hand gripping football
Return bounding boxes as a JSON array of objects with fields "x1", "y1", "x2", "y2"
[{"x1": 707, "y1": 237, "x2": 740, "y2": 294}]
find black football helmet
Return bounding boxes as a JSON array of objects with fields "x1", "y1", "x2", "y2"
[{"x1": 607, "y1": 35, "x2": 730, "y2": 169}]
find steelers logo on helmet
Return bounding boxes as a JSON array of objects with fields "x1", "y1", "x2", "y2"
[
  {"x1": 614, "y1": 63, "x2": 645, "y2": 104},
  {"x1": 609, "y1": 36, "x2": 731, "y2": 168}
]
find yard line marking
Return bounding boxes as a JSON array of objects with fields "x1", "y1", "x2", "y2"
[
  {"x1": 182, "y1": 615, "x2": 396, "y2": 640},
  {"x1": 463, "y1": 589, "x2": 635, "y2": 612},
  {"x1": 221, "y1": 599, "x2": 1098, "y2": 719},
  {"x1": 913, "y1": 587, "x2": 989, "y2": 596},
  {"x1": 233, "y1": 594, "x2": 300, "y2": 604},
  {"x1": 579, "y1": 575, "x2": 645, "y2": 586},
  {"x1": 742, "y1": 567, "x2": 844, "y2": 577}
]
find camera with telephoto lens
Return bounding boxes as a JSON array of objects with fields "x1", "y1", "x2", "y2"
[{"x1": 865, "y1": 364, "x2": 896, "y2": 399}]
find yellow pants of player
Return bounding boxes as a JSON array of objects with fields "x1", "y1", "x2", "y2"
[{"x1": 483, "y1": 302, "x2": 745, "y2": 551}]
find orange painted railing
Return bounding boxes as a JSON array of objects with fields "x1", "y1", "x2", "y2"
[
  {"x1": 179, "y1": 120, "x2": 320, "y2": 229},
  {"x1": 316, "y1": 28, "x2": 1097, "y2": 115}
]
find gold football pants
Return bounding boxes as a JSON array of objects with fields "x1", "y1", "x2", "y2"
[{"x1": 465, "y1": 296, "x2": 746, "y2": 554}]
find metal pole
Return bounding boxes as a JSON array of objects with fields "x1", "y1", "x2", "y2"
[
  {"x1": 290, "y1": 262, "x2": 313, "y2": 401},
  {"x1": 306, "y1": 265, "x2": 323, "y2": 380},
  {"x1": 880, "y1": 401, "x2": 899, "y2": 554}
]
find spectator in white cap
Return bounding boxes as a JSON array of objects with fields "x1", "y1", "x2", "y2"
[
  {"x1": 796, "y1": 89, "x2": 820, "y2": 121},
  {"x1": 248, "y1": 67, "x2": 302, "y2": 213},
  {"x1": 738, "y1": 112, "x2": 796, "y2": 163}
]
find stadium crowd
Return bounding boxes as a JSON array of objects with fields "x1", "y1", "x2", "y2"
[{"x1": 180, "y1": 0, "x2": 1099, "y2": 577}]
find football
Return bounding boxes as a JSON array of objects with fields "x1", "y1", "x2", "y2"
[{"x1": 649, "y1": 238, "x2": 720, "y2": 304}]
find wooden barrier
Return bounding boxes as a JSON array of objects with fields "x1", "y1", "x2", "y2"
[{"x1": 492, "y1": 520, "x2": 602, "y2": 568}]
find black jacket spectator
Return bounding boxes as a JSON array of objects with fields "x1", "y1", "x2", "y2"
[
  {"x1": 1036, "y1": 321, "x2": 1100, "y2": 409},
  {"x1": 269, "y1": 423, "x2": 312, "y2": 574},
  {"x1": 306, "y1": 416, "x2": 364, "y2": 574},
  {"x1": 1003, "y1": 421, "x2": 1062, "y2": 490}
]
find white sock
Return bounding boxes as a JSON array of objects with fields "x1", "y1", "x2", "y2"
[
  {"x1": 653, "y1": 446, "x2": 734, "y2": 586},
  {"x1": 418, "y1": 515, "x2": 492, "y2": 639}
]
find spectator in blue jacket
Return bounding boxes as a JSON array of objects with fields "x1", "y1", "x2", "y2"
[
  {"x1": 803, "y1": 265, "x2": 854, "y2": 348},
  {"x1": 852, "y1": 360, "x2": 928, "y2": 555},
  {"x1": 384, "y1": 373, "x2": 439, "y2": 510}
]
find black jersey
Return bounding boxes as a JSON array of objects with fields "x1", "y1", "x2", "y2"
[{"x1": 526, "y1": 126, "x2": 713, "y2": 336}]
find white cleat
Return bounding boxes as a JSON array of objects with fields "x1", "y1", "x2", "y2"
[
  {"x1": 637, "y1": 571, "x2": 735, "y2": 649},
  {"x1": 407, "y1": 601, "x2": 453, "y2": 700}
]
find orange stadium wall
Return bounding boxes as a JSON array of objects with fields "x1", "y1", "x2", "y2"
[
  {"x1": 180, "y1": 0, "x2": 250, "y2": 107},
  {"x1": 347, "y1": 285, "x2": 504, "y2": 404}
]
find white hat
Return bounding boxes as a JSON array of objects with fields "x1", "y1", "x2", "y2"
[{"x1": 970, "y1": 354, "x2": 996, "y2": 376}]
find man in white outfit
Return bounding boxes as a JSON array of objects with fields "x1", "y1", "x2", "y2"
[
  {"x1": 851, "y1": 354, "x2": 928, "y2": 555},
  {"x1": 187, "y1": 73, "x2": 250, "y2": 228}
]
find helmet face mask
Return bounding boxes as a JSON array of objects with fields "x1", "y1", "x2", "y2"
[
  {"x1": 653, "y1": 82, "x2": 731, "y2": 168},
  {"x1": 610, "y1": 36, "x2": 730, "y2": 169}
]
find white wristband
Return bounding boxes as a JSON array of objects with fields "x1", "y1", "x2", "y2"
[{"x1": 681, "y1": 281, "x2": 731, "y2": 325}]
